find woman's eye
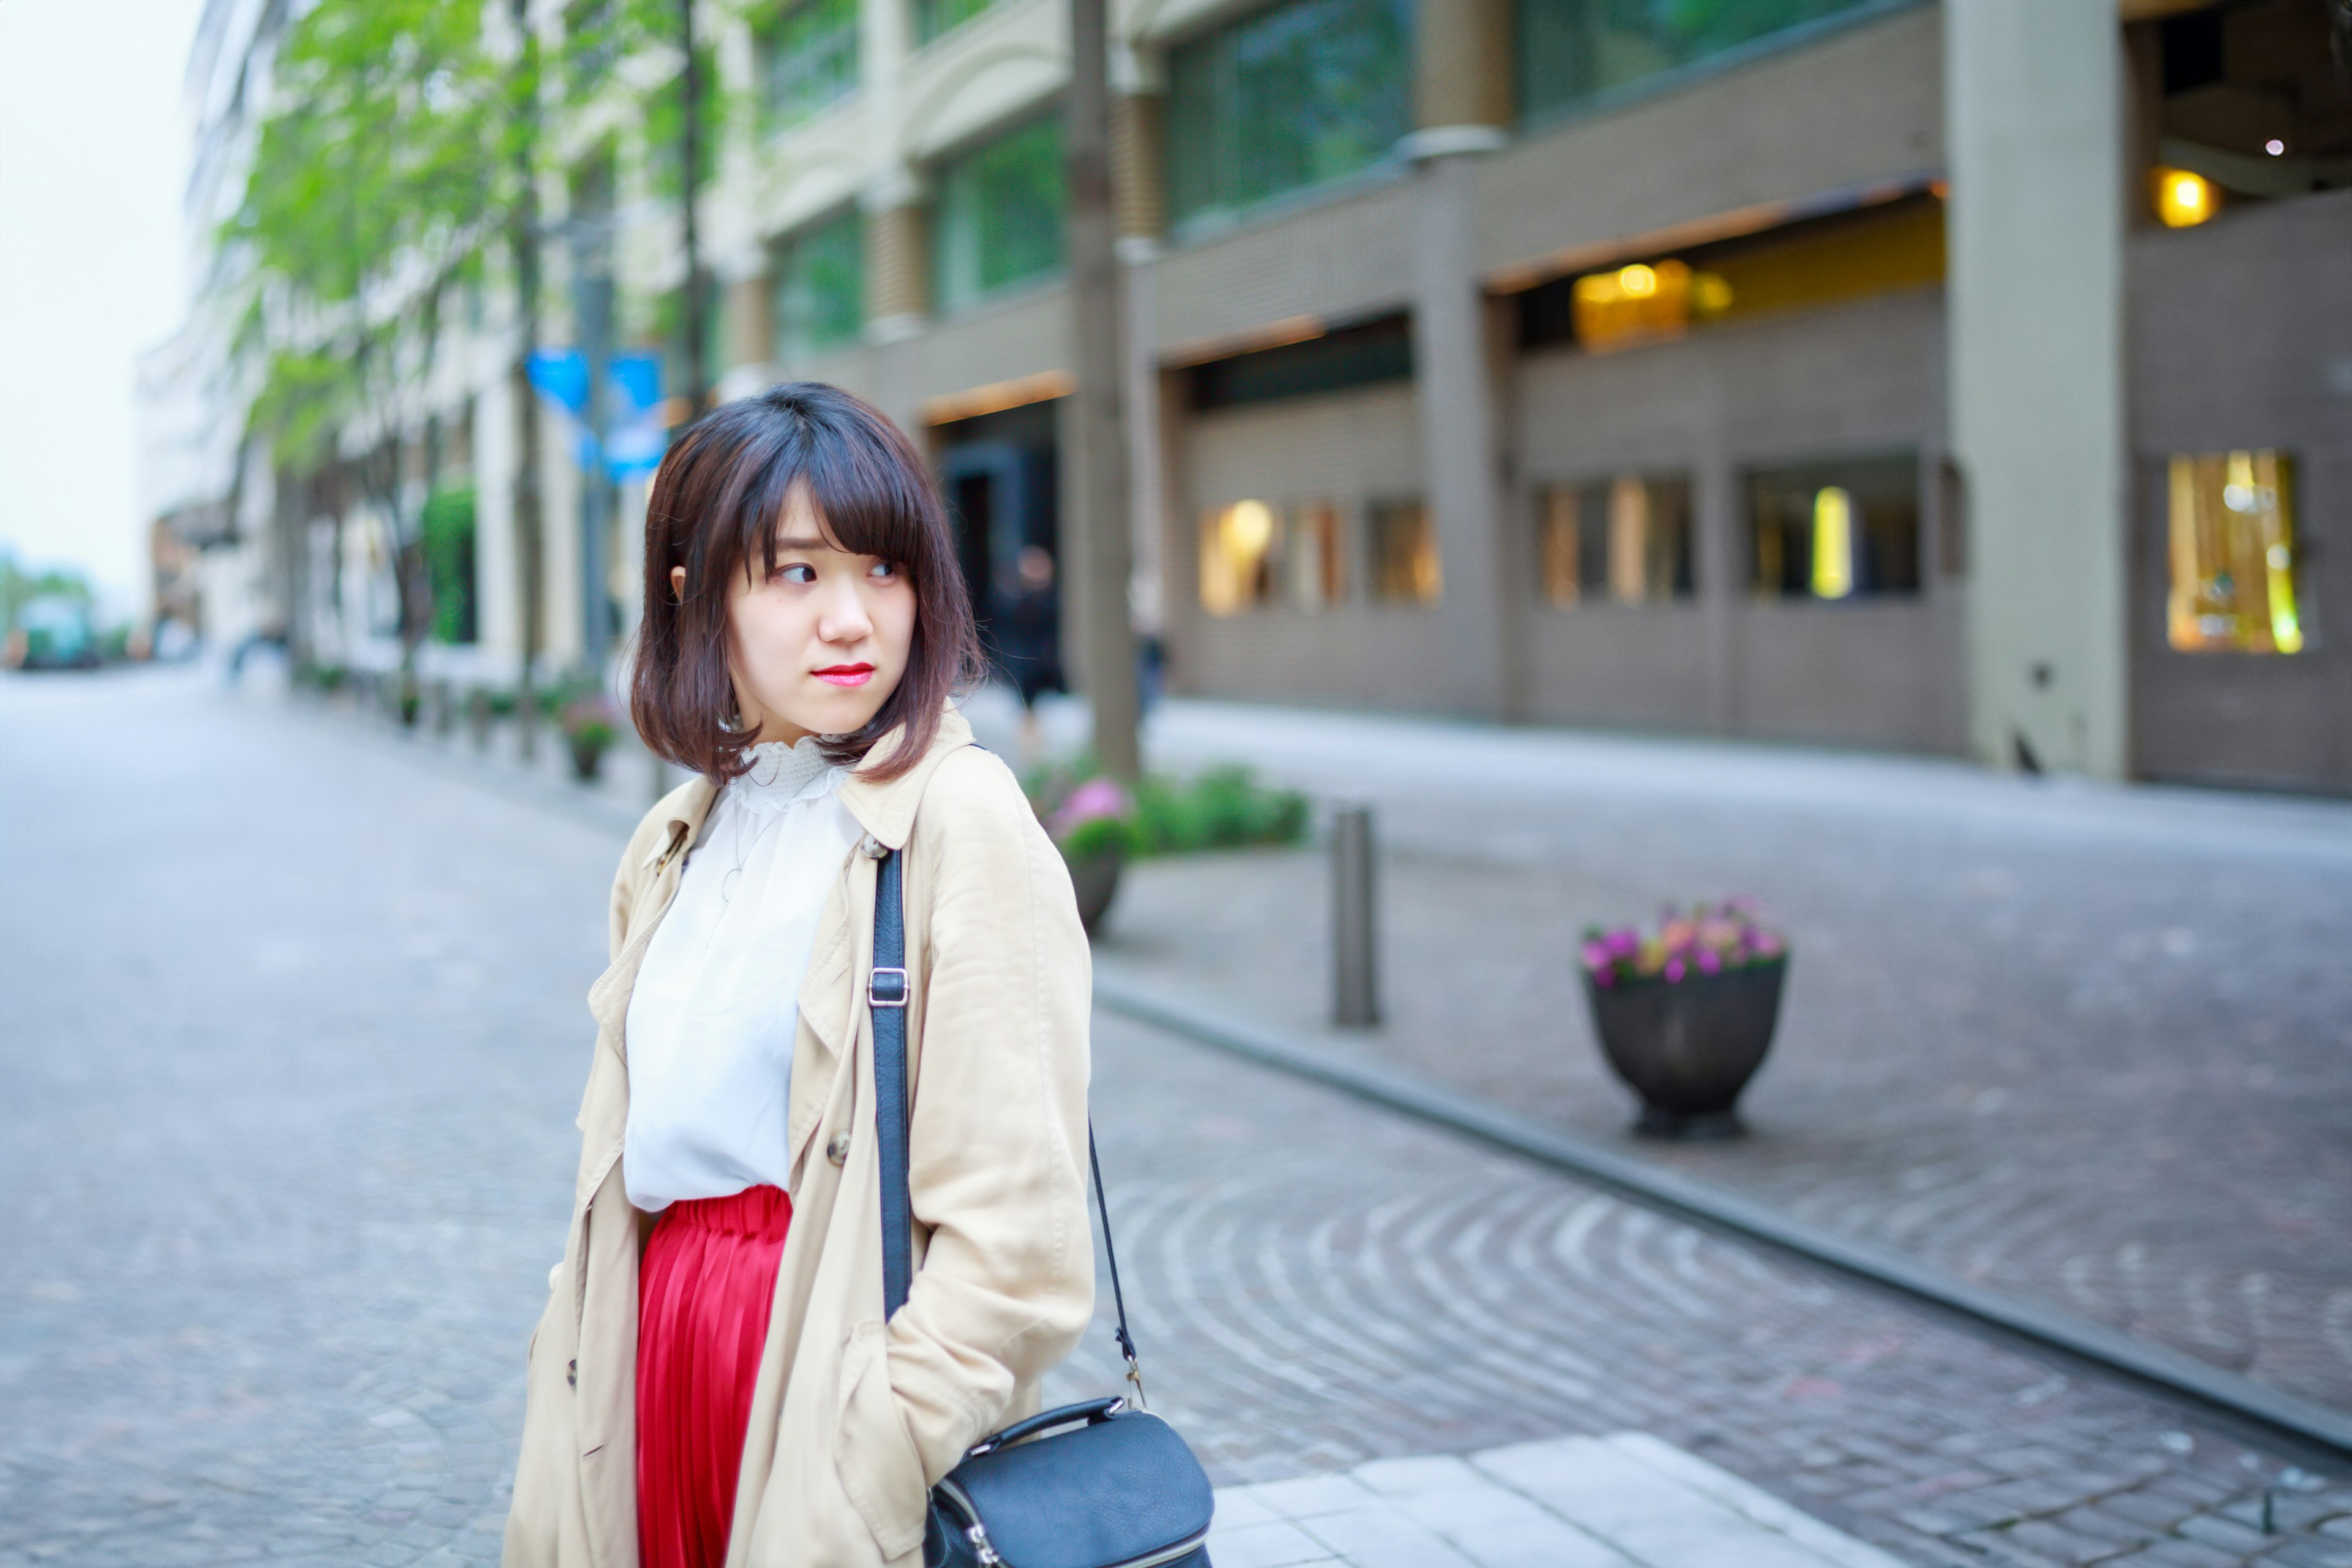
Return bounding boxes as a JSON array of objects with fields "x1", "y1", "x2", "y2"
[
  {"x1": 775, "y1": 563, "x2": 816, "y2": 585},
  {"x1": 869, "y1": 560, "x2": 901, "y2": 581}
]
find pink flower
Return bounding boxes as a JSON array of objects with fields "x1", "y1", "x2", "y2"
[
  {"x1": 1581, "y1": 941, "x2": 1611, "y2": 971},
  {"x1": 1664, "y1": 957, "x2": 1686, "y2": 982},
  {"x1": 1592, "y1": 967, "x2": 1616, "y2": 989},
  {"x1": 1046, "y1": 777, "x2": 1131, "y2": 838},
  {"x1": 1697, "y1": 948, "x2": 1722, "y2": 974}
]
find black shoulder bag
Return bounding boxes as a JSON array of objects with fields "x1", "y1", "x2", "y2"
[{"x1": 868, "y1": 847, "x2": 1215, "y2": 1568}]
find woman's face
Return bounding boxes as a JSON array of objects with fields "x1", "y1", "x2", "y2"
[{"x1": 677, "y1": 484, "x2": 915, "y2": 748}]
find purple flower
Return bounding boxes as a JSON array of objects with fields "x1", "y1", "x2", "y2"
[
  {"x1": 1664, "y1": 957, "x2": 1686, "y2": 982},
  {"x1": 1046, "y1": 777, "x2": 1131, "y2": 839},
  {"x1": 1607, "y1": 929, "x2": 1640, "y2": 957},
  {"x1": 1697, "y1": 948, "x2": 1722, "y2": 974},
  {"x1": 1581, "y1": 941, "x2": 1611, "y2": 971},
  {"x1": 1592, "y1": 967, "x2": 1616, "y2": 989}
]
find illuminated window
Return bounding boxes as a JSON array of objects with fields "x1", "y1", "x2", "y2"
[
  {"x1": 1368, "y1": 499, "x2": 1440, "y2": 605},
  {"x1": 1537, "y1": 476, "x2": 1694, "y2": 606},
  {"x1": 1289, "y1": 501, "x2": 1347, "y2": 610},
  {"x1": 1749, "y1": 455, "x2": 1919, "y2": 600},
  {"x1": 2168, "y1": 450, "x2": 2304, "y2": 654},
  {"x1": 1199, "y1": 500, "x2": 1279, "y2": 617},
  {"x1": 1199, "y1": 499, "x2": 1349, "y2": 615}
]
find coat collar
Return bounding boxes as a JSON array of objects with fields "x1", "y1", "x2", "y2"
[{"x1": 638, "y1": 703, "x2": 976, "y2": 870}]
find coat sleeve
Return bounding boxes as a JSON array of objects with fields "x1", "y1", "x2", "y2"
[{"x1": 881, "y1": 750, "x2": 1097, "y2": 1486}]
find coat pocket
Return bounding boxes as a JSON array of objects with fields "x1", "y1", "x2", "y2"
[{"x1": 830, "y1": 1322, "x2": 929, "y2": 1560}]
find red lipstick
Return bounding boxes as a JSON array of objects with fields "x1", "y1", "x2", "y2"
[{"x1": 813, "y1": 662, "x2": 875, "y2": 687}]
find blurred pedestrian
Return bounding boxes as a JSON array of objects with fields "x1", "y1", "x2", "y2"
[
  {"x1": 993, "y1": 543, "x2": 1061, "y2": 759},
  {"x1": 505, "y1": 383, "x2": 1096, "y2": 1568}
]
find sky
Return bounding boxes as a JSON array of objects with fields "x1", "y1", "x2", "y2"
[{"x1": 0, "y1": 0, "x2": 209, "y2": 618}]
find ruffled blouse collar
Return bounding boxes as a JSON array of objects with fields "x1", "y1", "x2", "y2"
[{"x1": 729, "y1": 736, "x2": 845, "y2": 818}]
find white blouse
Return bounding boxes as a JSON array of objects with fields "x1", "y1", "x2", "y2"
[{"x1": 622, "y1": 736, "x2": 862, "y2": 1212}]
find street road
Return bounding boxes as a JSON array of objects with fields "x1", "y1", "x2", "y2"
[{"x1": 2, "y1": 671, "x2": 2345, "y2": 1568}]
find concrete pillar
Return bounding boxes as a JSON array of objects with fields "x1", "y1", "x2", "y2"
[
  {"x1": 1406, "y1": 0, "x2": 1513, "y2": 715},
  {"x1": 1114, "y1": 43, "x2": 1168, "y2": 639},
  {"x1": 1945, "y1": 0, "x2": 2128, "y2": 778},
  {"x1": 720, "y1": 271, "x2": 771, "y2": 391}
]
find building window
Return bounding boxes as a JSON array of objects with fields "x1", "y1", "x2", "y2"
[
  {"x1": 2167, "y1": 450, "x2": 2304, "y2": 654},
  {"x1": 1187, "y1": 313, "x2": 1414, "y2": 411},
  {"x1": 1748, "y1": 454, "x2": 1920, "y2": 600},
  {"x1": 1289, "y1": 500, "x2": 1347, "y2": 609},
  {"x1": 1198, "y1": 499, "x2": 1351, "y2": 616},
  {"x1": 1166, "y1": 0, "x2": 1412, "y2": 232},
  {"x1": 1200, "y1": 500, "x2": 1279, "y2": 616},
  {"x1": 421, "y1": 486, "x2": 478, "y2": 645},
  {"x1": 771, "y1": 209, "x2": 863, "y2": 363},
  {"x1": 914, "y1": 0, "x2": 995, "y2": 45},
  {"x1": 755, "y1": 0, "x2": 859, "y2": 130},
  {"x1": 1515, "y1": 0, "x2": 1889, "y2": 126},
  {"x1": 932, "y1": 115, "x2": 1066, "y2": 315},
  {"x1": 1368, "y1": 498, "x2": 1440, "y2": 605},
  {"x1": 1537, "y1": 475, "x2": 1694, "y2": 605},
  {"x1": 1518, "y1": 192, "x2": 1945, "y2": 353},
  {"x1": 564, "y1": 0, "x2": 618, "y2": 100}
]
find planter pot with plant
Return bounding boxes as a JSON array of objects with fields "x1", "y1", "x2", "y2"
[
  {"x1": 1042, "y1": 777, "x2": 1136, "y2": 935},
  {"x1": 559, "y1": 691, "x2": 619, "y2": 782},
  {"x1": 1580, "y1": 901, "x2": 1789, "y2": 1139}
]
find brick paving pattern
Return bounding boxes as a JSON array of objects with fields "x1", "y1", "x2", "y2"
[
  {"x1": 1104, "y1": 700, "x2": 2352, "y2": 1415},
  {"x1": 2, "y1": 673, "x2": 2346, "y2": 1567}
]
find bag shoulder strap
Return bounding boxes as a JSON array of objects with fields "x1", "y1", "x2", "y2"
[{"x1": 870, "y1": 846, "x2": 1147, "y2": 1406}]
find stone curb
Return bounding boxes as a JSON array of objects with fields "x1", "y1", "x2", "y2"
[{"x1": 1092, "y1": 968, "x2": 2352, "y2": 1466}]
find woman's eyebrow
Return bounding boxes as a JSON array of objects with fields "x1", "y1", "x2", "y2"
[{"x1": 772, "y1": 532, "x2": 832, "y2": 550}]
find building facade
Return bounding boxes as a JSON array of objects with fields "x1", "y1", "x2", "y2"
[{"x1": 154, "y1": 0, "x2": 2352, "y2": 791}]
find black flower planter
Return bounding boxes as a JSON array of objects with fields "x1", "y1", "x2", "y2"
[
  {"x1": 1065, "y1": 851, "x2": 1123, "y2": 937},
  {"x1": 1583, "y1": 956, "x2": 1788, "y2": 1139},
  {"x1": 567, "y1": 737, "x2": 607, "y2": 782}
]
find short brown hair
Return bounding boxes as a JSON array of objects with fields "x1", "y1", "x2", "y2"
[{"x1": 630, "y1": 382, "x2": 983, "y2": 783}]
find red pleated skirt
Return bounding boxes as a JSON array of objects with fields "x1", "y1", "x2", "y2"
[{"x1": 637, "y1": 1184, "x2": 793, "y2": 1568}]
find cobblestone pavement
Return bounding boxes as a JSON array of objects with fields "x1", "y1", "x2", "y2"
[
  {"x1": 1082, "y1": 699, "x2": 2352, "y2": 1416},
  {"x1": 3, "y1": 671, "x2": 2348, "y2": 1568}
]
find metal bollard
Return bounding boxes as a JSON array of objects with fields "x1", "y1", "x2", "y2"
[{"x1": 1332, "y1": 804, "x2": 1379, "y2": 1028}]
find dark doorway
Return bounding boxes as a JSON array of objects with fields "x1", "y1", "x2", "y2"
[{"x1": 935, "y1": 398, "x2": 1061, "y2": 681}]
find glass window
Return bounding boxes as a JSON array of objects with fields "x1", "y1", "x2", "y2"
[
  {"x1": 564, "y1": 0, "x2": 618, "y2": 100},
  {"x1": 1187, "y1": 314, "x2": 1414, "y2": 411},
  {"x1": 1368, "y1": 499, "x2": 1441, "y2": 605},
  {"x1": 914, "y1": 0, "x2": 995, "y2": 45},
  {"x1": 2167, "y1": 450, "x2": 2304, "y2": 654},
  {"x1": 1748, "y1": 454, "x2": 1919, "y2": 600},
  {"x1": 1200, "y1": 500, "x2": 1280, "y2": 616},
  {"x1": 1516, "y1": 0, "x2": 1888, "y2": 124},
  {"x1": 755, "y1": 0, "x2": 859, "y2": 130},
  {"x1": 932, "y1": 115, "x2": 1066, "y2": 315},
  {"x1": 1289, "y1": 500, "x2": 1348, "y2": 609},
  {"x1": 1537, "y1": 475, "x2": 1693, "y2": 605},
  {"x1": 1166, "y1": 0, "x2": 1412, "y2": 231},
  {"x1": 771, "y1": 209, "x2": 864, "y2": 362}
]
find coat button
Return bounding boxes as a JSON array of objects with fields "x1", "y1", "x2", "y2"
[
  {"x1": 566, "y1": 1359, "x2": 577, "y2": 1389},
  {"x1": 826, "y1": 1131, "x2": 851, "y2": 1166}
]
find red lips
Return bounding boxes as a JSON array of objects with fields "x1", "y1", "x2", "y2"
[{"x1": 813, "y1": 663, "x2": 876, "y2": 688}]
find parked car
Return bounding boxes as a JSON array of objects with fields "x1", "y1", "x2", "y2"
[{"x1": 8, "y1": 596, "x2": 102, "y2": 671}]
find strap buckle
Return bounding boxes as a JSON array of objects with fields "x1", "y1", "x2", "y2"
[{"x1": 868, "y1": 966, "x2": 908, "y2": 1008}]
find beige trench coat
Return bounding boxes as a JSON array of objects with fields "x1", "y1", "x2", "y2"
[{"x1": 504, "y1": 707, "x2": 1096, "y2": 1568}]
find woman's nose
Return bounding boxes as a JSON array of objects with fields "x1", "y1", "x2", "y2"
[{"x1": 815, "y1": 578, "x2": 873, "y2": 643}]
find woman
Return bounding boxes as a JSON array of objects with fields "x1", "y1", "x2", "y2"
[{"x1": 505, "y1": 383, "x2": 1097, "y2": 1568}]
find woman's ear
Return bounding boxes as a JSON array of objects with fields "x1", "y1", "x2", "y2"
[{"x1": 669, "y1": 565, "x2": 687, "y2": 603}]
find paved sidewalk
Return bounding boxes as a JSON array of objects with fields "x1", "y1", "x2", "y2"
[
  {"x1": 10, "y1": 673, "x2": 2342, "y2": 1568},
  {"x1": 1212, "y1": 1433, "x2": 1909, "y2": 1568},
  {"x1": 1058, "y1": 697, "x2": 2352, "y2": 1415}
]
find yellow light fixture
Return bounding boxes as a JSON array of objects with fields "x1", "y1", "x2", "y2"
[
  {"x1": 2152, "y1": 166, "x2": 2215, "y2": 228},
  {"x1": 1618, "y1": 263, "x2": 1658, "y2": 298},
  {"x1": 1811, "y1": 486, "x2": 1854, "y2": 600}
]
